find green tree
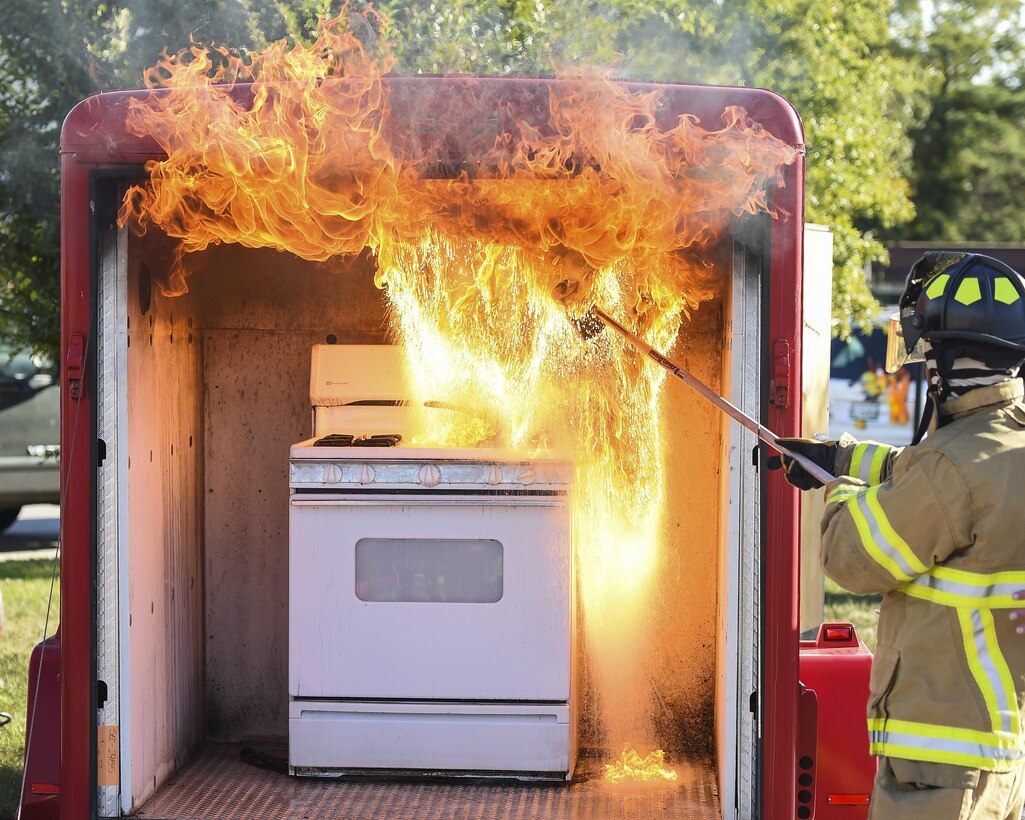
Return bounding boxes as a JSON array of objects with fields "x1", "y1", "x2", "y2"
[
  {"x1": 897, "y1": 0, "x2": 1025, "y2": 243},
  {"x1": 0, "y1": 0, "x2": 342, "y2": 361},
  {"x1": 0, "y1": 1, "x2": 124, "y2": 359},
  {"x1": 735, "y1": 0, "x2": 921, "y2": 333}
]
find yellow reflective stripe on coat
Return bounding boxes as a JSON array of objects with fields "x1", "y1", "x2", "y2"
[
  {"x1": 958, "y1": 608, "x2": 1020, "y2": 734},
  {"x1": 868, "y1": 718, "x2": 1025, "y2": 771},
  {"x1": 901, "y1": 566, "x2": 1025, "y2": 608},
  {"x1": 848, "y1": 442, "x2": 895, "y2": 485},
  {"x1": 848, "y1": 485, "x2": 929, "y2": 582}
]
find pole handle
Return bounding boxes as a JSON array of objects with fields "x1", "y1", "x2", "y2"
[{"x1": 590, "y1": 307, "x2": 836, "y2": 486}]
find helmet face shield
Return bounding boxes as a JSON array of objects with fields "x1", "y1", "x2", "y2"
[{"x1": 886, "y1": 313, "x2": 925, "y2": 373}]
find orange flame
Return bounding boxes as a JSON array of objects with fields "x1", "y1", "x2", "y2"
[
  {"x1": 604, "y1": 747, "x2": 680, "y2": 784},
  {"x1": 119, "y1": 12, "x2": 797, "y2": 777},
  {"x1": 121, "y1": 19, "x2": 398, "y2": 293}
]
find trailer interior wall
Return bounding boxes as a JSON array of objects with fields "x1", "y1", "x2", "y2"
[
  {"x1": 189, "y1": 244, "x2": 389, "y2": 743},
  {"x1": 107, "y1": 219, "x2": 758, "y2": 817},
  {"x1": 114, "y1": 230, "x2": 206, "y2": 808},
  {"x1": 114, "y1": 230, "x2": 390, "y2": 810},
  {"x1": 657, "y1": 272, "x2": 726, "y2": 754}
]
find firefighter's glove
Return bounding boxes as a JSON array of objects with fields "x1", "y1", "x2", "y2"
[{"x1": 766, "y1": 438, "x2": 837, "y2": 491}]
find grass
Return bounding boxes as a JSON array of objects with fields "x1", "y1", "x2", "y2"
[
  {"x1": 0, "y1": 557, "x2": 60, "y2": 820},
  {"x1": 822, "y1": 577, "x2": 881, "y2": 652}
]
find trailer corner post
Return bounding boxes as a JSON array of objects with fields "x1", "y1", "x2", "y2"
[
  {"x1": 59, "y1": 154, "x2": 95, "y2": 820},
  {"x1": 762, "y1": 140, "x2": 806, "y2": 820}
]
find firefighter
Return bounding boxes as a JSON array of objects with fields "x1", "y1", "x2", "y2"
[
  {"x1": 861, "y1": 362, "x2": 888, "y2": 402},
  {"x1": 888, "y1": 367, "x2": 911, "y2": 425},
  {"x1": 772, "y1": 252, "x2": 1025, "y2": 819}
]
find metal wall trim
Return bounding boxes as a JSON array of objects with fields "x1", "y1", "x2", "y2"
[
  {"x1": 95, "y1": 221, "x2": 130, "y2": 815},
  {"x1": 719, "y1": 238, "x2": 762, "y2": 820}
]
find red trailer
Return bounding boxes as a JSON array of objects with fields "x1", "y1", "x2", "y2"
[{"x1": 21, "y1": 76, "x2": 874, "y2": 819}]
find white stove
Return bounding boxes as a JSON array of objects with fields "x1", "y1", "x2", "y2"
[{"x1": 288, "y1": 345, "x2": 576, "y2": 779}]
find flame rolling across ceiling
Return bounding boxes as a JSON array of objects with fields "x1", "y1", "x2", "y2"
[{"x1": 119, "y1": 14, "x2": 797, "y2": 779}]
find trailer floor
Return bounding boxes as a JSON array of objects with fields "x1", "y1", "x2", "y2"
[{"x1": 133, "y1": 743, "x2": 721, "y2": 820}]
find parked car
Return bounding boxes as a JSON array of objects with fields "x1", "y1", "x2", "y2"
[
  {"x1": 0, "y1": 348, "x2": 59, "y2": 531},
  {"x1": 827, "y1": 317, "x2": 923, "y2": 447}
]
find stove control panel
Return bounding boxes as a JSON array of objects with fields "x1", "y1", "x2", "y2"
[{"x1": 290, "y1": 445, "x2": 571, "y2": 493}]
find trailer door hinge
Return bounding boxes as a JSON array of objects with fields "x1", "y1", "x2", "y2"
[
  {"x1": 67, "y1": 332, "x2": 85, "y2": 400},
  {"x1": 770, "y1": 339, "x2": 791, "y2": 409}
]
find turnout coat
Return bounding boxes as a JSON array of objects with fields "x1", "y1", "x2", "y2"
[{"x1": 823, "y1": 379, "x2": 1025, "y2": 774}]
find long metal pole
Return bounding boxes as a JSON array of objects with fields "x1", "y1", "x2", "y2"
[{"x1": 592, "y1": 307, "x2": 836, "y2": 486}]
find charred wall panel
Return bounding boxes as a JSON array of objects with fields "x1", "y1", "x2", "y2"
[
  {"x1": 190, "y1": 245, "x2": 390, "y2": 740},
  {"x1": 654, "y1": 293, "x2": 726, "y2": 757}
]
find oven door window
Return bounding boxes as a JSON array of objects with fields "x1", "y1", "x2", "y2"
[{"x1": 355, "y1": 538, "x2": 503, "y2": 603}]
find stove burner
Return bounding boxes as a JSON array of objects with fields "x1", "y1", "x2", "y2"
[{"x1": 313, "y1": 434, "x2": 403, "y2": 448}]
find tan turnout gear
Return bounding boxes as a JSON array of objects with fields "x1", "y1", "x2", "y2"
[
  {"x1": 822, "y1": 380, "x2": 1025, "y2": 815},
  {"x1": 869, "y1": 757, "x2": 1025, "y2": 819}
]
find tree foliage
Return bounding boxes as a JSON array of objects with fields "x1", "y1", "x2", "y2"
[
  {"x1": 0, "y1": 0, "x2": 340, "y2": 360},
  {"x1": 898, "y1": 0, "x2": 1025, "y2": 244},
  {"x1": 0, "y1": 0, "x2": 930, "y2": 358},
  {"x1": 0, "y1": 1, "x2": 124, "y2": 358}
]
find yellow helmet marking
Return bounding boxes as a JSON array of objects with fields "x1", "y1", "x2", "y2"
[
  {"x1": 994, "y1": 277, "x2": 1020, "y2": 305},
  {"x1": 954, "y1": 278, "x2": 982, "y2": 305},
  {"x1": 925, "y1": 273, "x2": 950, "y2": 299}
]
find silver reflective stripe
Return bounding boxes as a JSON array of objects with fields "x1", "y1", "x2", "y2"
[
  {"x1": 965, "y1": 609, "x2": 1016, "y2": 734},
  {"x1": 853, "y1": 491, "x2": 920, "y2": 580},
  {"x1": 903, "y1": 571, "x2": 1025, "y2": 608},
  {"x1": 870, "y1": 728, "x2": 1025, "y2": 762},
  {"x1": 827, "y1": 484, "x2": 860, "y2": 505},
  {"x1": 851, "y1": 443, "x2": 891, "y2": 484}
]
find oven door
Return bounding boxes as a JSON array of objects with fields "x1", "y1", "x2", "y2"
[{"x1": 289, "y1": 495, "x2": 572, "y2": 701}]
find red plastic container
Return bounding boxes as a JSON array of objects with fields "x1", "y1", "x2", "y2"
[
  {"x1": 797, "y1": 622, "x2": 876, "y2": 819},
  {"x1": 20, "y1": 631, "x2": 61, "y2": 820}
]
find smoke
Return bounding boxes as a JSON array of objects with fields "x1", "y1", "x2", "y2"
[{"x1": 377, "y1": 1, "x2": 759, "y2": 88}]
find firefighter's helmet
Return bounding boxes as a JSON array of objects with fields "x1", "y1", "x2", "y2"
[{"x1": 886, "y1": 252, "x2": 1025, "y2": 371}]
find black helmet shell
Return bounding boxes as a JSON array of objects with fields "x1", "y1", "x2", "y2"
[{"x1": 899, "y1": 252, "x2": 1025, "y2": 354}]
